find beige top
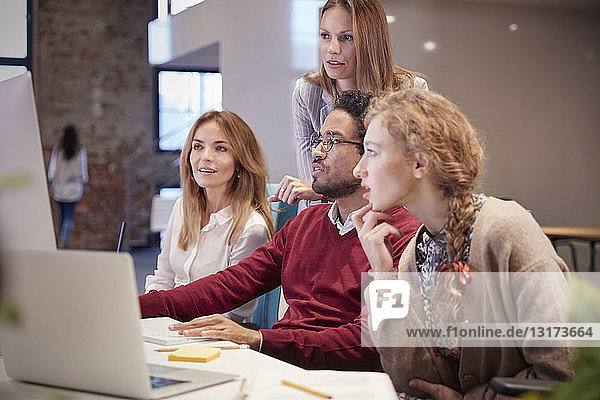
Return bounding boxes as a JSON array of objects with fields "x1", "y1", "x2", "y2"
[{"x1": 369, "y1": 197, "x2": 574, "y2": 399}]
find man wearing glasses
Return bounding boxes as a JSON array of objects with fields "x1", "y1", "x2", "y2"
[
  {"x1": 270, "y1": 107, "x2": 368, "y2": 207},
  {"x1": 139, "y1": 90, "x2": 421, "y2": 370}
]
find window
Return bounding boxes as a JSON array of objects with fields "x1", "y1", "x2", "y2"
[
  {"x1": 170, "y1": 0, "x2": 206, "y2": 15},
  {"x1": 0, "y1": 0, "x2": 31, "y2": 81},
  {"x1": 157, "y1": 70, "x2": 222, "y2": 151},
  {"x1": 157, "y1": 0, "x2": 207, "y2": 19}
]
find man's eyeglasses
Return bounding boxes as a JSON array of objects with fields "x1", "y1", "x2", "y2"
[{"x1": 310, "y1": 130, "x2": 363, "y2": 153}]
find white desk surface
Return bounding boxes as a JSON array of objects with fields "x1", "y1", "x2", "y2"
[{"x1": 0, "y1": 342, "x2": 304, "y2": 399}]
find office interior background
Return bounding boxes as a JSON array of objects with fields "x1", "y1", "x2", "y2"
[{"x1": 1, "y1": 0, "x2": 599, "y2": 268}]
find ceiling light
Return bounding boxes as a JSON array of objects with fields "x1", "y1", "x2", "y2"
[{"x1": 423, "y1": 41, "x2": 437, "y2": 52}]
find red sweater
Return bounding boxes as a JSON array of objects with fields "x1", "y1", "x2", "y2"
[{"x1": 139, "y1": 204, "x2": 420, "y2": 370}]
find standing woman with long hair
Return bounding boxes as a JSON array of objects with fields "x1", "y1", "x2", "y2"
[
  {"x1": 145, "y1": 110, "x2": 275, "y2": 323},
  {"x1": 48, "y1": 124, "x2": 88, "y2": 248},
  {"x1": 352, "y1": 90, "x2": 572, "y2": 399},
  {"x1": 272, "y1": 0, "x2": 427, "y2": 210}
]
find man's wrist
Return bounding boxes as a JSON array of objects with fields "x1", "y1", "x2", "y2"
[{"x1": 254, "y1": 330, "x2": 263, "y2": 352}]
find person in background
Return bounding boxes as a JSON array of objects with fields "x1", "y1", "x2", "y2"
[
  {"x1": 270, "y1": 0, "x2": 427, "y2": 211},
  {"x1": 48, "y1": 124, "x2": 88, "y2": 249},
  {"x1": 138, "y1": 90, "x2": 421, "y2": 370},
  {"x1": 144, "y1": 110, "x2": 274, "y2": 324},
  {"x1": 352, "y1": 89, "x2": 573, "y2": 399}
]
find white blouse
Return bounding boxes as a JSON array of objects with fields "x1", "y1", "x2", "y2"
[
  {"x1": 47, "y1": 147, "x2": 88, "y2": 202},
  {"x1": 144, "y1": 197, "x2": 271, "y2": 322}
]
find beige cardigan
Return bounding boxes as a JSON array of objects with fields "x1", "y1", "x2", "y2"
[{"x1": 370, "y1": 197, "x2": 574, "y2": 399}]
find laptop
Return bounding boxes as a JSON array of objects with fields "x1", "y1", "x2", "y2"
[{"x1": 0, "y1": 249, "x2": 237, "y2": 399}]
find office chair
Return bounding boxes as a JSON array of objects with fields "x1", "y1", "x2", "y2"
[
  {"x1": 251, "y1": 286, "x2": 282, "y2": 330},
  {"x1": 249, "y1": 184, "x2": 298, "y2": 329}
]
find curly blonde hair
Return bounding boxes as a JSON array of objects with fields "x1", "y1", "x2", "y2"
[{"x1": 366, "y1": 89, "x2": 484, "y2": 261}]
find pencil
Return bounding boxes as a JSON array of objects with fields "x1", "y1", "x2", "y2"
[
  {"x1": 281, "y1": 380, "x2": 332, "y2": 399},
  {"x1": 233, "y1": 378, "x2": 247, "y2": 400},
  {"x1": 154, "y1": 344, "x2": 249, "y2": 352}
]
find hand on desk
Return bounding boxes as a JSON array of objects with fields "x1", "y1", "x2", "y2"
[
  {"x1": 169, "y1": 314, "x2": 261, "y2": 350},
  {"x1": 409, "y1": 379, "x2": 462, "y2": 400},
  {"x1": 268, "y1": 175, "x2": 323, "y2": 205}
]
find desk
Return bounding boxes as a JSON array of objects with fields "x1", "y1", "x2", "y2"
[
  {"x1": 543, "y1": 227, "x2": 600, "y2": 271},
  {"x1": 0, "y1": 342, "x2": 303, "y2": 400}
]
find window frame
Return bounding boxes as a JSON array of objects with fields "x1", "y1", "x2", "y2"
[
  {"x1": 0, "y1": 0, "x2": 33, "y2": 72},
  {"x1": 153, "y1": 66, "x2": 221, "y2": 153}
]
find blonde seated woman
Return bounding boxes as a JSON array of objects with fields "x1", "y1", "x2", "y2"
[
  {"x1": 352, "y1": 90, "x2": 573, "y2": 399},
  {"x1": 145, "y1": 111, "x2": 274, "y2": 324}
]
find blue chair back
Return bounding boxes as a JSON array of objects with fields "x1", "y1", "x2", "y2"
[
  {"x1": 268, "y1": 183, "x2": 299, "y2": 232},
  {"x1": 252, "y1": 286, "x2": 282, "y2": 330},
  {"x1": 251, "y1": 184, "x2": 298, "y2": 329}
]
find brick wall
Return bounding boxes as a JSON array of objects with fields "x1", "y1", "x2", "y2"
[{"x1": 34, "y1": 0, "x2": 154, "y2": 250}]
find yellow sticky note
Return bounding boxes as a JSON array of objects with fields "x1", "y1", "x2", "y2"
[{"x1": 168, "y1": 346, "x2": 220, "y2": 363}]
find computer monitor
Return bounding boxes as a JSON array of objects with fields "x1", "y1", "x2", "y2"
[{"x1": 0, "y1": 72, "x2": 56, "y2": 251}]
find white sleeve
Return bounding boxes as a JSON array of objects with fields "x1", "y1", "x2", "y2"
[
  {"x1": 47, "y1": 146, "x2": 58, "y2": 181},
  {"x1": 223, "y1": 214, "x2": 271, "y2": 322},
  {"x1": 227, "y1": 217, "x2": 271, "y2": 267},
  {"x1": 144, "y1": 199, "x2": 181, "y2": 292}
]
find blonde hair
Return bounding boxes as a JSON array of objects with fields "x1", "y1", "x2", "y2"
[
  {"x1": 306, "y1": 0, "x2": 420, "y2": 99},
  {"x1": 366, "y1": 89, "x2": 483, "y2": 262},
  {"x1": 178, "y1": 111, "x2": 275, "y2": 250}
]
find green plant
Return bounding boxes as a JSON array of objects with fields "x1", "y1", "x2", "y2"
[
  {"x1": 521, "y1": 276, "x2": 600, "y2": 400},
  {"x1": 0, "y1": 172, "x2": 29, "y2": 327}
]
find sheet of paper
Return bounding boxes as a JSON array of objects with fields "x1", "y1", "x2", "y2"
[{"x1": 246, "y1": 370, "x2": 398, "y2": 400}]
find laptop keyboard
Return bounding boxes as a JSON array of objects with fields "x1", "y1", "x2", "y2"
[
  {"x1": 150, "y1": 376, "x2": 188, "y2": 389},
  {"x1": 141, "y1": 318, "x2": 208, "y2": 345}
]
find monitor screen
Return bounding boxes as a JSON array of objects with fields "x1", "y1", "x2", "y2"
[{"x1": 0, "y1": 72, "x2": 56, "y2": 251}]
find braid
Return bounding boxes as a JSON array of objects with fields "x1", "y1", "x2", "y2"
[
  {"x1": 366, "y1": 89, "x2": 484, "y2": 331},
  {"x1": 446, "y1": 192, "x2": 476, "y2": 262},
  {"x1": 440, "y1": 192, "x2": 475, "y2": 327}
]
